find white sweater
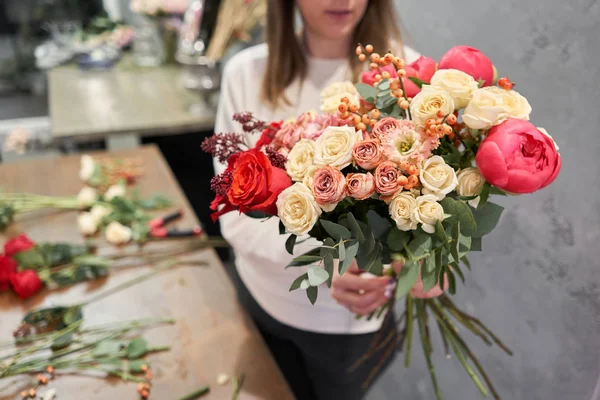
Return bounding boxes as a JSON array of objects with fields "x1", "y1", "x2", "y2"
[{"x1": 213, "y1": 43, "x2": 420, "y2": 334}]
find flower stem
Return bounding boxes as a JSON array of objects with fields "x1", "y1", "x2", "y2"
[
  {"x1": 176, "y1": 386, "x2": 211, "y2": 400},
  {"x1": 416, "y1": 300, "x2": 442, "y2": 400},
  {"x1": 404, "y1": 296, "x2": 414, "y2": 367}
]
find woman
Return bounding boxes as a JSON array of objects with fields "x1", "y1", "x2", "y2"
[{"x1": 213, "y1": 1, "x2": 420, "y2": 399}]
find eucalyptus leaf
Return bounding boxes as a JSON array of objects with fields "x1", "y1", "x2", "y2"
[
  {"x1": 355, "y1": 83, "x2": 378, "y2": 102},
  {"x1": 478, "y1": 182, "x2": 491, "y2": 209},
  {"x1": 51, "y1": 331, "x2": 74, "y2": 350},
  {"x1": 340, "y1": 240, "x2": 359, "y2": 275},
  {"x1": 451, "y1": 223, "x2": 461, "y2": 263},
  {"x1": 320, "y1": 220, "x2": 351, "y2": 240},
  {"x1": 425, "y1": 253, "x2": 436, "y2": 273},
  {"x1": 490, "y1": 187, "x2": 508, "y2": 196},
  {"x1": 435, "y1": 248, "x2": 443, "y2": 271},
  {"x1": 346, "y1": 213, "x2": 365, "y2": 242},
  {"x1": 307, "y1": 265, "x2": 329, "y2": 286},
  {"x1": 378, "y1": 80, "x2": 391, "y2": 91},
  {"x1": 458, "y1": 235, "x2": 472, "y2": 258},
  {"x1": 387, "y1": 228, "x2": 411, "y2": 252},
  {"x1": 451, "y1": 262, "x2": 466, "y2": 283},
  {"x1": 323, "y1": 253, "x2": 334, "y2": 287},
  {"x1": 471, "y1": 237, "x2": 482, "y2": 251},
  {"x1": 395, "y1": 260, "x2": 420, "y2": 299},
  {"x1": 63, "y1": 306, "x2": 83, "y2": 327},
  {"x1": 369, "y1": 258, "x2": 384, "y2": 276},
  {"x1": 285, "y1": 234, "x2": 297, "y2": 255},
  {"x1": 287, "y1": 254, "x2": 322, "y2": 268},
  {"x1": 440, "y1": 197, "x2": 477, "y2": 236},
  {"x1": 445, "y1": 267, "x2": 457, "y2": 294},
  {"x1": 306, "y1": 286, "x2": 318, "y2": 305},
  {"x1": 93, "y1": 340, "x2": 124, "y2": 357},
  {"x1": 435, "y1": 220, "x2": 449, "y2": 249},
  {"x1": 126, "y1": 338, "x2": 148, "y2": 359},
  {"x1": 300, "y1": 279, "x2": 310, "y2": 290},
  {"x1": 461, "y1": 255, "x2": 472, "y2": 270},
  {"x1": 407, "y1": 233, "x2": 432, "y2": 259},
  {"x1": 289, "y1": 273, "x2": 309, "y2": 291},
  {"x1": 472, "y1": 202, "x2": 504, "y2": 237},
  {"x1": 421, "y1": 265, "x2": 439, "y2": 293}
]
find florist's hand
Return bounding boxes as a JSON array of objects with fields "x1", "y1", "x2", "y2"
[
  {"x1": 330, "y1": 260, "x2": 394, "y2": 316},
  {"x1": 392, "y1": 260, "x2": 449, "y2": 299}
]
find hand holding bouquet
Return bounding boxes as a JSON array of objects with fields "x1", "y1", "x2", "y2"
[{"x1": 204, "y1": 44, "x2": 561, "y2": 399}]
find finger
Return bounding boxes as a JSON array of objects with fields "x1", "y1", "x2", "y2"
[
  {"x1": 333, "y1": 273, "x2": 391, "y2": 292},
  {"x1": 353, "y1": 293, "x2": 391, "y2": 316},
  {"x1": 331, "y1": 286, "x2": 387, "y2": 310}
]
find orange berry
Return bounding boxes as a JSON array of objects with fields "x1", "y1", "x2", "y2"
[
  {"x1": 448, "y1": 132, "x2": 455, "y2": 140},
  {"x1": 393, "y1": 89, "x2": 404, "y2": 98},
  {"x1": 390, "y1": 80, "x2": 400, "y2": 90},
  {"x1": 340, "y1": 112, "x2": 350, "y2": 119},
  {"x1": 29, "y1": 389, "x2": 36, "y2": 398},
  {"x1": 140, "y1": 364, "x2": 148, "y2": 372},
  {"x1": 340, "y1": 96, "x2": 349, "y2": 104},
  {"x1": 443, "y1": 125, "x2": 453, "y2": 135},
  {"x1": 349, "y1": 104, "x2": 359, "y2": 113},
  {"x1": 338, "y1": 103, "x2": 349, "y2": 113},
  {"x1": 407, "y1": 165, "x2": 417, "y2": 175},
  {"x1": 407, "y1": 97, "x2": 413, "y2": 103},
  {"x1": 355, "y1": 46, "x2": 363, "y2": 55},
  {"x1": 425, "y1": 129, "x2": 434, "y2": 137},
  {"x1": 362, "y1": 115, "x2": 371, "y2": 124},
  {"x1": 41, "y1": 376, "x2": 49, "y2": 385},
  {"x1": 379, "y1": 59, "x2": 388, "y2": 67},
  {"x1": 140, "y1": 389, "x2": 150, "y2": 399},
  {"x1": 498, "y1": 77, "x2": 513, "y2": 90},
  {"x1": 138, "y1": 383, "x2": 146, "y2": 393},
  {"x1": 399, "y1": 161, "x2": 411, "y2": 171},
  {"x1": 369, "y1": 120, "x2": 377, "y2": 127},
  {"x1": 353, "y1": 115, "x2": 362, "y2": 125},
  {"x1": 20, "y1": 391, "x2": 27, "y2": 399},
  {"x1": 436, "y1": 110, "x2": 446, "y2": 118},
  {"x1": 436, "y1": 125, "x2": 445, "y2": 133},
  {"x1": 384, "y1": 53, "x2": 394, "y2": 64},
  {"x1": 382, "y1": 71, "x2": 391, "y2": 79},
  {"x1": 426, "y1": 118, "x2": 436, "y2": 126},
  {"x1": 356, "y1": 122, "x2": 367, "y2": 131},
  {"x1": 146, "y1": 371, "x2": 153, "y2": 380},
  {"x1": 407, "y1": 175, "x2": 419, "y2": 185},
  {"x1": 37, "y1": 374, "x2": 44, "y2": 383},
  {"x1": 46, "y1": 366, "x2": 54, "y2": 374},
  {"x1": 435, "y1": 119, "x2": 443, "y2": 126},
  {"x1": 365, "y1": 44, "x2": 374, "y2": 53},
  {"x1": 429, "y1": 124, "x2": 437, "y2": 132},
  {"x1": 399, "y1": 100, "x2": 410, "y2": 110},
  {"x1": 370, "y1": 53, "x2": 381, "y2": 63},
  {"x1": 397, "y1": 69, "x2": 407, "y2": 77},
  {"x1": 397, "y1": 175, "x2": 409, "y2": 186},
  {"x1": 375, "y1": 74, "x2": 382, "y2": 81},
  {"x1": 370, "y1": 62, "x2": 379, "y2": 70},
  {"x1": 358, "y1": 54, "x2": 366, "y2": 62},
  {"x1": 393, "y1": 57, "x2": 403, "y2": 67},
  {"x1": 413, "y1": 167, "x2": 420, "y2": 176},
  {"x1": 371, "y1": 109, "x2": 381, "y2": 119},
  {"x1": 446, "y1": 114, "x2": 457, "y2": 125}
]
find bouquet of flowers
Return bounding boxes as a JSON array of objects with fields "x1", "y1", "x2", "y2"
[{"x1": 203, "y1": 44, "x2": 561, "y2": 398}]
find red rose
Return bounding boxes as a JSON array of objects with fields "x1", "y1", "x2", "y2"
[
  {"x1": 10, "y1": 270, "x2": 43, "y2": 299},
  {"x1": 438, "y1": 46, "x2": 495, "y2": 87},
  {"x1": 4, "y1": 234, "x2": 35, "y2": 257},
  {"x1": 475, "y1": 118, "x2": 561, "y2": 194},
  {"x1": 255, "y1": 121, "x2": 283, "y2": 149},
  {"x1": 227, "y1": 149, "x2": 292, "y2": 215},
  {"x1": 0, "y1": 255, "x2": 17, "y2": 291}
]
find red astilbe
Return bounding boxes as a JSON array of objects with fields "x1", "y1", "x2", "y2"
[
  {"x1": 233, "y1": 112, "x2": 267, "y2": 133},
  {"x1": 201, "y1": 133, "x2": 245, "y2": 164},
  {"x1": 210, "y1": 170, "x2": 233, "y2": 197},
  {"x1": 265, "y1": 147, "x2": 287, "y2": 170}
]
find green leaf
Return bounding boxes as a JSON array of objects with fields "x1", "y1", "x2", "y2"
[
  {"x1": 307, "y1": 265, "x2": 329, "y2": 286},
  {"x1": 458, "y1": 235, "x2": 471, "y2": 258},
  {"x1": 93, "y1": 340, "x2": 124, "y2": 357},
  {"x1": 440, "y1": 197, "x2": 477, "y2": 236},
  {"x1": 285, "y1": 234, "x2": 297, "y2": 255},
  {"x1": 378, "y1": 80, "x2": 391, "y2": 91},
  {"x1": 490, "y1": 187, "x2": 508, "y2": 196},
  {"x1": 450, "y1": 262, "x2": 466, "y2": 283},
  {"x1": 461, "y1": 255, "x2": 472, "y2": 270},
  {"x1": 406, "y1": 232, "x2": 432, "y2": 259},
  {"x1": 435, "y1": 248, "x2": 443, "y2": 271},
  {"x1": 320, "y1": 220, "x2": 351, "y2": 241},
  {"x1": 445, "y1": 267, "x2": 457, "y2": 294},
  {"x1": 338, "y1": 238, "x2": 346, "y2": 262},
  {"x1": 128, "y1": 359, "x2": 148, "y2": 373},
  {"x1": 346, "y1": 213, "x2": 365, "y2": 242},
  {"x1": 13, "y1": 248, "x2": 46, "y2": 269},
  {"x1": 355, "y1": 83, "x2": 378, "y2": 102},
  {"x1": 421, "y1": 264, "x2": 438, "y2": 293},
  {"x1": 279, "y1": 220, "x2": 286, "y2": 235},
  {"x1": 377, "y1": 95, "x2": 398, "y2": 110},
  {"x1": 395, "y1": 260, "x2": 420, "y2": 299},
  {"x1": 471, "y1": 237, "x2": 482, "y2": 251},
  {"x1": 126, "y1": 338, "x2": 148, "y2": 359},
  {"x1": 51, "y1": 331, "x2": 74, "y2": 350},
  {"x1": 134, "y1": 193, "x2": 172, "y2": 210},
  {"x1": 306, "y1": 286, "x2": 318, "y2": 305},
  {"x1": 407, "y1": 76, "x2": 427, "y2": 88},
  {"x1": 472, "y1": 202, "x2": 504, "y2": 237},
  {"x1": 435, "y1": 220, "x2": 449, "y2": 249},
  {"x1": 63, "y1": 306, "x2": 83, "y2": 327},
  {"x1": 287, "y1": 254, "x2": 322, "y2": 268},
  {"x1": 450, "y1": 222, "x2": 461, "y2": 263},
  {"x1": 369, "y1": 258, "x2": 384, "y2": 276},
  {"x1": 340, "y1": 240, "x2": 359, "y2": 275},
  {"x1": 425, "y1": 253, "x2": 436, "y2": 273},
  {"x1": 387, "y1": 228, "x2": 411, "y2": 252},
  {"x1": 323, "y1": 253, "x2": 334, "y2": 287},
  {"x1": 289, "y1": 273, "x2": 309, "y2": 291},
  {"x1": 22, "y1": 306, "x2": 69, "y2": 327},
  {"x1": 478, "y1": 182, "x2": 491, "y2": 209}
]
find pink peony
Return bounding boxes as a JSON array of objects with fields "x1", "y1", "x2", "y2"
[
  {"x1": 272, "y1": 123, "x2": 303, "y2": 151},
  {"x1": 303, "y1": 113, "x2": 342, "y2": 141},
  {"x1": 312, "y1": 166, "x2": 347, "y2": 212},
  {"x1": 296, "y1": 111, "x2": 317, "y2": 128},
  {"x1": 403, "y1": 56, "x2": 437, "y2": 98},
  {"x1": 346, "y1": 173, "x2": 376, "y2": 200},
  {"x1": 438, "y1": 46, "x2": 495, "y2": 87},
  {"x1": 475, "y1": 118, "x2": 561, "y2": 194}
]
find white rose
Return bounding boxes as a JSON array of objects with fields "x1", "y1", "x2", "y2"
[
  {"x1": 90, "y1": 204, "x2": 112, "y2": 223},
  {"x1": 320, "y1": 81, "x2": 360, "y2": 114},
  {"x1": 78, "y1": 212, "x2": 98, "y2": 235},
  {"x1": 430, "y1": 69, "x2": 479, "y2": 109},
  {"x1": 77, "y1": 187, "x2": 98, "y2": 207},
  {"x1": 286, "y1": 139, "x2": 316, "y2": 182},
  {"x1": 389, "y1": 192, "x2": 419, "y2": 231},
  {"x1": 409, "y1": 85, "x2": 455, "y2": 127},
  {"x1": 79, "y1": 155, "x2": 96, "y2": 182},
  {"x1": 104, "y1": 184, "x2": 126, "y2": 201},
  {"x1": 302, "y1": 165, "x2": 319, "y2": 191},
  {"x1": 538, "y1": 127, "x2": 559, "y2": 151},
  {"x1": 419, "y1": 156, "x2": 458, "y2": 200},
  {"x1": 105, "y1": 221, "x2": 133, "y2": 245},
  {"x1": 462, "y1": 86, "x2": 532, "y2": 130},
  {"x1": 414, "y1": 194, "x2": 444, "y2": 234},
  {"x1": 456, "y1": 167, "x2": 485, "y2": 208},
  {"x1": 276, "y1": 183, "x2": 322, "y2": 236},
  {"x1": 314, "y1": 126, "x2": 362, "y2": 169}
]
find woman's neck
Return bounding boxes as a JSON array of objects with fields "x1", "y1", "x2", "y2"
[{"x1": 302, "y1": 30, "x2": 349, "y2": 59}]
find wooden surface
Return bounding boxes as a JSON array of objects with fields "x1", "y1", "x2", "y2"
[
  {"x1": 0, "y1": 145, "x2": 294, "y2": 400},
  {"x1": 49, "y1": 60, "x2": 216, "y2": 141}
]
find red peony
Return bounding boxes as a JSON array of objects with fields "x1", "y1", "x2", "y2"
[
  {"x1": 4, "y1": 234, "x2": 35, "y2": 257},
  {"x1": 475, "y1": 118, "x2": 561, "y2": 194},
  {"x1": 10, "y1": 270, "x2": 43, "y2": 299},
  {"x1": 438, "y1": 46, "x2": 495, "y2": 87},
  {"x1": 403, "y1": 56, "x2": 437, "y2": 98},
  {"x1": 0, "y1": 255, "x2": 17, "y2": 291}
]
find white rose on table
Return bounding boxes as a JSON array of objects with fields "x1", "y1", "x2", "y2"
[
  {"x1": 414, "y1": 194, "x2": 445, "y2": 234},
  {"x1": 77, "y1": 212, "x2": 98, "y2": 235},
  {"x1": 79, "y1": 155, "x2": 96, "y2": 182},
  {"x1": 389, "y1": 192, "x2": 419, "y2": 231},
  {"x1": 320, "y1": 81, "x2": 360, "y2": 114},
  {"x1": 77, "y1": 187, "x2": 98, "y2": 207},
  {"x1": 90, "y1": 204, "x2": 112, "y2": 223},
  {"x1": 276, "y1": 183, "x2": 322, "y2": 236},
  {"x1": 286, "y1": 139, "x2": 316, "y2": 182},
  {"x1": 462, "y1": 86, "x2": 531, "y2": 130},
  {"x1": 104, "y1": 184, "x2": 126, "y2": 201},
  {"x1": 409, "y1": 86, "x2": 456, "y2": 127},
  {"x1": 105, "y1": 221, "x2": 133, "y2": 245},
  {"x1": 419, "y1": 156, "x2": 458, "y2": 200},
  {"x1": 314, "y1": 126, "x2": 362, "y2": 170},
  {"x1": 457, "y1": 167, "x2": 486, "y2": 207},
  {"x1": 430, "y1": 69, "x2": 479, "y2": 109}
]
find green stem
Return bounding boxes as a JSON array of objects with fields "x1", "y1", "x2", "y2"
[
  {"x1": 404, "y1": 296, "x2": 414, "y2": 367},
  {"x1": 176, "y1": 386, "x2": 211, "y2": 400},
  {"x1": 231, "y1": 373, "x2": 246, "y2": 400},
  {"x1": 416, "y1": 300, "x2": 442, "y2": 400}
]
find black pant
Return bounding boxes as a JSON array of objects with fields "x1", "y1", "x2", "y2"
[{"x1": 231, "y1": 266, "x2": 398, "y2": 400}]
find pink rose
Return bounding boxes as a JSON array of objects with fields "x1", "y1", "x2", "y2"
[
  {"x1": 352, "y1": 139, "x2": 383, "y2": 170},
  {"x1": 303, "y1": 113, "x2": 341, "y2": 140},
  {"x1": 296, "y1": 111, "x2": 317, "y2": 127},
  {"x1": 374, "y1": 161, "x2": 401, "y2": 196},
  {"x1": 346, "y1": 173, "x2": 376, "y2": 200},
  {"x1": 403, "y1": 56, "x2": 437, "y2": 98},
  {"x1": 475, "y1": 118, "x2": 561, "y2": 194},
  {"x1": 312, "y1": 166, "x2": 346, "y2": 212},
  {"x1": 273, "y1": 123, "x2": 302, "y2": 151},
  {"x1": 371, "y1": 117, "x2": 403, "y2": 140},
  {"x1": 438, "y1": 45, "x2": 495, "y2": 87},
  {"x1": 361, "y1": 64, "x2": 397, "y2": 86}
]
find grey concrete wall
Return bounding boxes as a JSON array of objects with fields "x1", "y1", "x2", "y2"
[{"x1": 368, "y1": 1, "x2": 600, "y2": 399}]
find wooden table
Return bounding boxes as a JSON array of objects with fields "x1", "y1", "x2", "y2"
[
  {"x1": 49, "y1": 59, "x2": 217, "y2": 150},
  {"x1": 0, "y1": 145, "x2": 293, "y2": 400}
]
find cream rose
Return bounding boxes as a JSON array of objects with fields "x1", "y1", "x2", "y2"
[
  {"x1": 320, "y1": 81, "x2": 360, "y2": 114},
  {"x1": 419, "y1": 156, "x2": 458, "y2": 200},
  {"x1": 462, "y1": 86, "x2": 532, "y2": 130},
  {"x1": 104, "y1": 184, "x2": 126, "y2": 201},
  {"x1": 409, "y1": 86, "x2": 455, "y2": 127},
  {"x1": 457, "y1": 167, "x2": 485, "y2": 207},
  {"x1": 77, "y1": 212, "x2": 98, "y2": 235},
  {"x1": 77, "y1": 187, "x2": 98, "y2": 207},
  {"x1": 105, "y1": 221, "x2": 133, "y2": 245},
  {"x1": 79, "y1": 155, "x2": 96, "y2": 182},
  {"x1": 414, "y1": 194, "x2": 444, "y2": 234},
  {"x1": 389, "y1": 192, "x2": 418, "y2": 231},
  {"x1": 302, "y1": 165, "x2": 319, "y2": 191},
  {"x1": 286, "y1": 139, "x2": 315, "y2": 182},
  {"x1": 90, "y1": 204, "x2": 112, "y2": 223},
  {"x1": 430, "y1": 69, "x2": 479, "y2": 109},
  {"x1": 276, "y1": 183, "x2": 323, "y2": 236},
  {"x1": 314, "y1": 126, "x2": 362, "y2": 169}
]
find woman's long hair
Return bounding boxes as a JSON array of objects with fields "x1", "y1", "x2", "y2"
[{"x1": 262, "y1": 0, "x2": 403, "y2": 108}]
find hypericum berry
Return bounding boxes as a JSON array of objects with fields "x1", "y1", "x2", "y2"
[
  {"x1": 340, "y1": 111, "x2": 350, "y2": 119},
  {"x1": 140, "y1": 389, "x2": 150, "y2": 399},
  {"x1": 390, "y1": 79, "x2": 400, "y2": 90},
  {"x1": 397, "y1": 69, "x2": 407, "y2": 77},
  {"x1": 338, "y1": 103, "x2": 349, "y2": 113},
  {"x1": 407, "y1": 175, "x2": 419, "y2": 186},
  {"x1": 429, "y1": 124, "x2": 437, "y2": 132},
  {"x1": 436, "y1": 110, "x2": 446, "y2": 118},
  {"x1": 443, "y1": 125, "x2": 453, "y2": 135},
  {"x1": 358, "y1": 54, "x2": 366, "y2": 62},
  {"x1": 375, "y1": 74, "x2": 382, "y2": 81},
  {"x1": 29, "y1": 389, "x2": 36, "y2": 398},
  {"x1": 349, "y1": 104, "x2": 359, "y2": 113},
  {"x1": 370, "y1": 53, "x2": 381, "y2": 63},
  {"x1": 353, "y1": 115, "x2": 362, "y2": 125},
  {"x1": 398, "y1": 175, "x2": 409, "y2": 186},
  {"x1": 399, "y1": 100, "x2": 410, "y2": 109},
  {"x1": 383, "y1": 53, "x2": 394, "y2": 63},
  {"x1": 399, "y1": 161, "x2": 411, "y2": 171},
  {"x1": 356, "y1": 122, "x2": 367, "y2": 131},
  {"x1": 436, "y1": 125, "x2": 445, "y2": 134},
  {"x1": 340, "y1": 96, "x2": 350, "y2": 104},
  {"x1": 365, "y1": 44, "x2": 374, "y2": 53},
  {"x1": 371, "y1": 109, "x2": 381, "y2": 119},
  {"x1": 355, "y1": 46, "x2": 363, "y2": 55},
  {"x1": 392, "y1": 89, "x2": 404, "y2": 98},
  {"x1": 395, "y1": 58, "x2": 405, "y2": 69},
  {"x1": 370, "y1": 62, "x2": 379, "y2": 70},
  {"x1": 426, "y1": 118, "x2": 435, "y2": 126},
  {"x1": 20, "y1": 391, "x2": 27, "y2": 399},
  {"x1": 382, "y1": 71, "x2": 391, "y2": 79},
  {"x1": 446, "y1": 114, "x2": 457, "y2": 125},
  {"x1": 407, "y1": 165, "x2": 417, "y2": 175},
  {"x1": 362, "y1": 115, "x2": 371, "y2": 124},
  {"x1": 498, "y1": 77, "x2": 514, "y2": 90}
]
